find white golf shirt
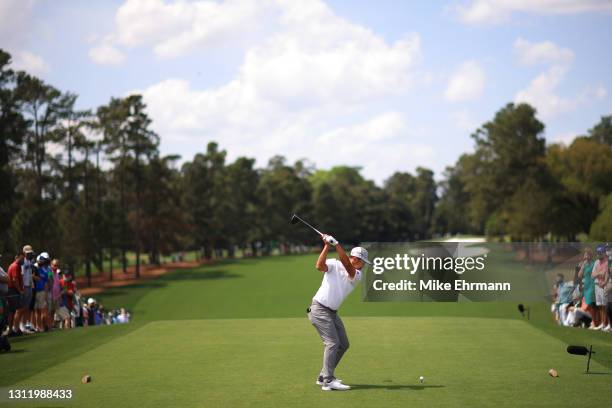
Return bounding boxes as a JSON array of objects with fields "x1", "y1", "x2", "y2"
[{"x1": 313, "y1": 258, "x2": 362, "y2": 311}]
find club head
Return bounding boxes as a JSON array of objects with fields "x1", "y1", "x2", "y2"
[
  {"x1": 290, "y1": 214, "x2": 299, "y2": 224},
  {"x1": 517, "y1": 304, "x2": 525, "y2": 315},
  {"x1": 567, "y1": 345, "x2": 590, "y2": 356}
]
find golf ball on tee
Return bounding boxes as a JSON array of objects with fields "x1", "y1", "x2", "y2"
[{"x1": 419, "y1": 376, "x2": 424, "y2": 383}]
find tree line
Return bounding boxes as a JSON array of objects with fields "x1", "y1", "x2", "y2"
[{"x1": 1, "y1": 49, "x2": 610, "y2": 283}]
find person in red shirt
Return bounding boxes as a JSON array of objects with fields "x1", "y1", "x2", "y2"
[
  {"x1": 58, "y1": 271, "x2": 76, "y2": 329},
  {"x1": 7, "y1": 254, "x2": 24, "y2": 336}
]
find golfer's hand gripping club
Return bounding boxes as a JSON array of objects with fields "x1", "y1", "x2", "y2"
[{"x1": 322, "y1": 234, "x2": 338, "y2": 246}]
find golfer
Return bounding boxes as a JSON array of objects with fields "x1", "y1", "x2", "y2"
[{"x1": 307, "y1": 233, "x2": 370, "y2": 391}]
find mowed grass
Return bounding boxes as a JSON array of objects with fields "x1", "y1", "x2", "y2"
[
  {"x1": 95, "y1": 254, "x2": 525, "y2": 320},
  {"x1": 2, "y1": 254, "x2": 611, "y2": 407},
  {"x1": 4, "y1": 318, "x2": 612, "y2": 408}
]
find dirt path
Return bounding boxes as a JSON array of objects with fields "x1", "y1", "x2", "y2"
[{"x1": 75, "y1": 261, "x2": 204, "y2": 296}]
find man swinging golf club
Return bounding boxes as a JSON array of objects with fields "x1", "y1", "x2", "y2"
[{"x1": 308, "y1": 233, "x2": 371, "y2": 391}]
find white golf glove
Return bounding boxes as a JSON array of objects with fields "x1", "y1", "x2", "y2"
[{"x1": 325, "y1": 235, "x2": 338, "y2": 246}]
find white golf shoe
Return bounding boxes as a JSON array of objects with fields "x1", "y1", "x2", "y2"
[{"x1": 322, "y1": 379, "x2": 350, "y2": 391}]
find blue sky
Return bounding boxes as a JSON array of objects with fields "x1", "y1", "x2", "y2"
[{"x1": 2, "y1": 0, "x2": 611, "y2": 184}]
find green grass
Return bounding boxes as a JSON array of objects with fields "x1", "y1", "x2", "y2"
[{"x1": 1, "y1": 254, "x2": 611, "y2": 407}]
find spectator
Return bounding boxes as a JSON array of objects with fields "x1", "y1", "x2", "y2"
[
  {"x1": 58, "y1": 270, "x2": 76, "y2": 329},
  {"x1": 94, "y1": 303, "x2": 104, "y2": 325},
  {"x1": 0, "y1": 275, "x2": 8, "y2": 351},
  {"x1": 7, "y1": 253, "x2": 25, "y2": 336},
  {"x1": 44, "y1": 260, "x2": 53, "y2": 330},
  {"x1": 577, "y1": 248, "x2": 597, "y2": 328},
  {"x1": 87, "y1": 298, "x2": 96, "y2": 326},
  {"x1": 48, "y1": 259, "x2": 61, "y2": 329},
  {"x1": 564, "y1": 304, "x2": 593, "y2": 328},
  {"x1": 116, "y1": 308, "x2": 130, "y2": 324},
  {"x1": 605, "y1": 244, "x2": 612, "y2": 332},
  {"x1": 81, "y1": 298, "x2": 90, "y2": 327},
  {"x1": 592, "y1": 244, "x2": 610, "y2": 330},
  {"x1": 16, "y1": 245, "x2": 36, "y2": 334},
  {"x1": 74, "y1": 293, "x2": 84, "y2": 327},
  {"x1": 551, "y1": 273, "x2": 562, "y2": 323},
  {"x1": 554, "y1": 274, "x2": 574, "y2": 326},
  {"x1": 0, "y1": 256, "x2": 9, "y2": 341},
  {"x1": 571, "y1": 264, "x2": 583, "y2": 304},
  {"x1": 27, "y1": 255, "x2": 39, "y2": 332},
  {"x1": 33, "y1": 252, "x2": 51, "y2": 332},
  {"x1": 4, "y1": 248, "x2": 132, "y2": 339}
]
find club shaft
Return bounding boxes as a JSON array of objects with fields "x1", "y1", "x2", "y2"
[{"x1": 295, "y1": 215, "x2": 323, "y2": 236}]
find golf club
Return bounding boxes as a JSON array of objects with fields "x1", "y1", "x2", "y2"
[{"x1": 290, "y1": 214, "x2": 323, "y2": 237}]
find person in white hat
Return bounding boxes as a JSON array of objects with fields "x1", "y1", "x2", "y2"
[
  {"x1": 307, "y1": 233, "x2": 371, "y2": 391},
  {"x1": 33, "y1": 252, "x2": 51, "y2": 332}
]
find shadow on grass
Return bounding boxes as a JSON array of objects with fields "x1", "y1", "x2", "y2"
[
  {"x1": 161, "y1": 269, "x2": 241, "y2": 281},
  {"x1": 3, "y1": 264, "x2": 241, "y2": 386},
  {"x1": 96, "y1": 269, "x2": 241, "y2": 303},
  {"x1": 0, "y1": 323, "x2": 144, "y2": 387},
  {"x1": 94, "y1": 281, "x2": 166, "y2": 298},
  {"x1": 1, "y1": 348, "x2": 26, "y2": 353},
  {"x1": 351, "y1": 384, "x2": 445, "y2": 391},
  {"x1": 210, "y1": 253, "x2": 313, "y2": 266}
]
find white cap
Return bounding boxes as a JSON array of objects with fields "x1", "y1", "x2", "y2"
[
  {"x1": 39, "y1": 251, "x2": 50, "y2": 260},
  {"x1": 87, "y1": 298, "x2": 95, "y2": 305},
  {"x1": 350, "y1": 246, "x2": 371, "y2": 265}
]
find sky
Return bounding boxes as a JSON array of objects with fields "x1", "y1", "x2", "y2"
[{"x1": 2, "y1": 0, "x2": 612, "y2": 184}]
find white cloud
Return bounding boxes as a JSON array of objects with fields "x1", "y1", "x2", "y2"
[
  {"x1": 514, "y1": 38, "x2": 606, "y2": 119},
  {"x1": 514, "y1": 37, "x2": 574, "y2": 66},
  {"x1": 0, "y1": 0, "x2": 45, "y2": 74},
  {"x1": 316, "y1": 113, "x2": 435, "y2": 183},
  {"x1": 137, "y1": 0, "x2": 422, "y2": 111},
  {"x1": 592, "y1": 85, "x2": 607, "y2": 100},
  {"x1": 452, "y1": 0, "x2": 612, "y2": 25},
  {"x1": 139, "y1": 80, "x2": 430, "y2": 183},
  {"x1": 11, "y1": 50, "x2": 49, "y2": 74},
  {"x1": 317, "y1": 112, "x2": 407, "y2": 144},
  {"x1": 89, "y1": 0, "x2": 274, "y2": 62},
  {"x1": 113, "y1": 0, "x2": 270, "y2": 58},
  {"x1": 88, "y1": 43, "x2": 126, "y2": 66},
  {"x1": 515, "y1": 65, "x2": 574, "y2": 118},
  {"x1": 444, "y1": 61, "x2": 485, "y2": 102},
  {"x1": 552, "y1": 132, "x2": 578, "y2": 146},
  {"x1": 0, "y1": 0, "x2": 37, "y2": 44},
  {"x1": 134, "y1": 0, "x2": 427, "y2": 183},
  {"x1": 451, "y1": 109, "x2": 478, "y2": 131}
]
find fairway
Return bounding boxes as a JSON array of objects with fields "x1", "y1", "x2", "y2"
[{"x1": 2, "y1": 254, "x2": 611, "y2": 407}]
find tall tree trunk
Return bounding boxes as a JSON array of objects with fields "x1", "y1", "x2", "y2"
[
  {"x1": 204, "y1": 243, "x2": 212, "y2": 260},
  {"x1": 85, "y1": 260, "x2": 91, "y2": 287},
  {"x1": 109, "y1": 249, "x2": 113, "y2": 281}
]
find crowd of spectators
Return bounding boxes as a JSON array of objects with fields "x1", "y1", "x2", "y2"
[
  {"x1": 552, "y1": 243, "x2": 612, "y2": 331},
  {"x1": 0, "y1": 245, "x2": 130, "y2": 350}
]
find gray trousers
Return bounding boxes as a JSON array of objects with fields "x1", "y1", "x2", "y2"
[{"x1": 308, "y1": 301, "x2": 349, "y2": 381}]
